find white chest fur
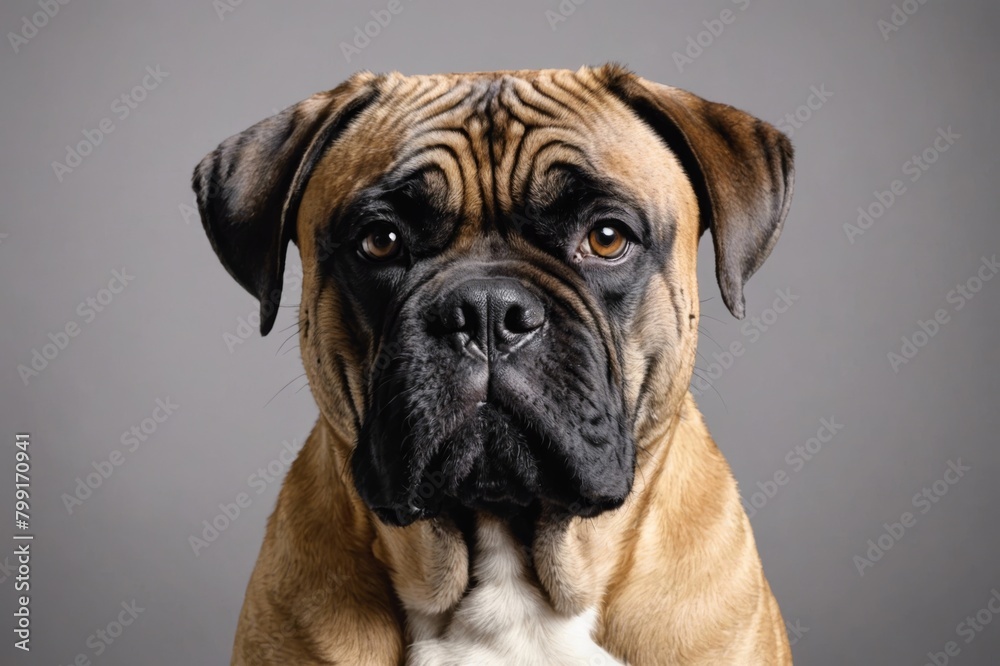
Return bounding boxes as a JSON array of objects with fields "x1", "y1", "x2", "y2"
[{"x1": 404, "y1": 519, "x2": 624, "y2": 666}]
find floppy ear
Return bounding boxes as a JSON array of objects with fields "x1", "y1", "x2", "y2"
[
  {"x1": 192, "y1": 75, "x2": 379, "y2": 335},
  {"x1": 604, "y1": 69, "x2": 794, "y2": 319}
]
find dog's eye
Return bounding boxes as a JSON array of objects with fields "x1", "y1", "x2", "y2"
[
  {"x1": 359, "y1": 225, "x2": 403, "y2": 262},
  {"x1": 585, "y1": 224, "x2": 628, "y2": 259}
]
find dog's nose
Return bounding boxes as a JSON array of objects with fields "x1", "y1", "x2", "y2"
[{"x1": 432, "y1": 278, "x2": 545, "y2": 355}]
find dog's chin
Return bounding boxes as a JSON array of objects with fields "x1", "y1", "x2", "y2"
[{"x1": 357, "y1": 404, "x2": 629, "y2": 528}]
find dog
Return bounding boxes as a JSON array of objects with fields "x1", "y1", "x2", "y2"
[{"x1": 193, "y1": 65, "x2": 794, "y2": 665}]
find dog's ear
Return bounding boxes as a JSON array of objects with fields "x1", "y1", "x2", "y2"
[
  {"x1": 604, "y1": 68, "x2": 794, "y2": 319},
  {"x1": 192, "y1": 75, "x2": 379, "y2": 335}
]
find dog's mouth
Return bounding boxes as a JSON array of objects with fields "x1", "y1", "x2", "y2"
[
  {"x1": 367, "y1": 403, "x2": 545, "y2": 526},
  {"x1": 357, "y1": 400, "x2": 625, "y2": 527}
]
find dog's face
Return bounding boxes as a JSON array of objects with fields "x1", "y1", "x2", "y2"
[{"x1": 194, "y1": 66, "x2": 793, "y2": 527}]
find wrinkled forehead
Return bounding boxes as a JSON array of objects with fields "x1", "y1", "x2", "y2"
[{"x1": 300, "y1": 69, "x2": 695, "y2": 234}]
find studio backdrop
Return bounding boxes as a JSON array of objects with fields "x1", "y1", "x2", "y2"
[{"x1": 1, "y1": 1, "x2": 998, "y2": 664}]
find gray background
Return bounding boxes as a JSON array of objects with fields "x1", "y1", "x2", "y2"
[{"x1": 1, "y1": 0, "x2": 998, "y2": 664}]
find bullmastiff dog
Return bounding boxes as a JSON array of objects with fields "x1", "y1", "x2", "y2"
[{"x1": 193, "y1": 65, "x2": 795, "y2": 665}]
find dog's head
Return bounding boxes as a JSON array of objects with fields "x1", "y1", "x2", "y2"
[{"x1": 193, "y1": 66, "x2": 793, "y2": 527}]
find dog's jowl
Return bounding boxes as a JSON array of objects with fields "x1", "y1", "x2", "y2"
[{"x1": 193, "y1": 65, "x2": 795, "y2": 665}]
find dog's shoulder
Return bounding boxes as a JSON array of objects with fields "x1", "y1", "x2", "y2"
[{"x1": 232, "y1": 430, "x2": 406, "y2": 665}]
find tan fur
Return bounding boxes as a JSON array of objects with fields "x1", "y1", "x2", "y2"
[{"x1": 226, "y1": 66, "x2": 792, "y2": 665}]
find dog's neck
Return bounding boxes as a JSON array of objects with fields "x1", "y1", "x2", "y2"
[
  {"x1": 399, "y1": 514, "x2": 626, "y2": 666},
  {"x1": 264, "y1": 392, "x2": 734, "y2": 663},
  {"x1": 304, "y1": 395, "x2": 690, "y2": 662}
]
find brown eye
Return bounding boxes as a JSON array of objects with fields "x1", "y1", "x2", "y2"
[
  {"x1": 586, "y1": 225, "x2": 627, "y2": 259},
  {"x1": 360, "y1": 226, "x2": 402, "y2": 261}
]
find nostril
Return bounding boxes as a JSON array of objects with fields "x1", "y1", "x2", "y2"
[
  {"x1": 503, "y1": 303, "x2": 544, "y2": 335},
  {"x1": 442, "y1": 304, "x2": 467, "y2": 333},
  {"x1": 432, "y1": 299, "x2": 473, "y2": 335}
]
